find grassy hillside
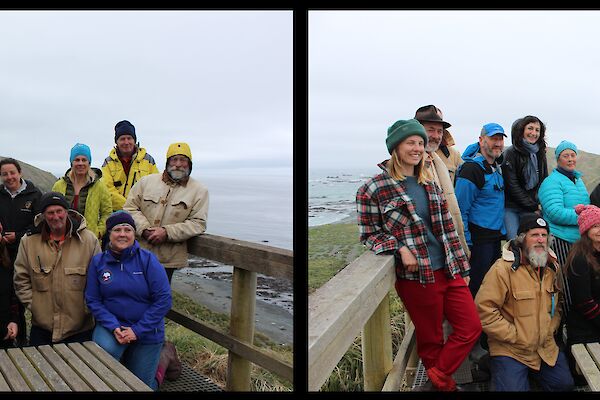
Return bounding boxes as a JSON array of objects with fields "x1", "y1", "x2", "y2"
[
  {"x1": 546, "y1": 147, "x2": 600, "y2": 192},
  {"x1": 0, "y1": 156, "x2": 57, "y2": 192}
]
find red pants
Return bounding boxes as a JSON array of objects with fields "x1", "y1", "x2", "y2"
[{"x1": 395, "y1": 270, "x2": 482, "y2": 376}]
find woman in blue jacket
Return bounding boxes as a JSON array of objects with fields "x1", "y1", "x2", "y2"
[{"x1": 85, "y1": 210, "x2": 172, "y2": 391}]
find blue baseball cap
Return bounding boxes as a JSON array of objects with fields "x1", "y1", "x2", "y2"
[{"x1": 481, "y1": 122, "x2": 507, "y2": 137}]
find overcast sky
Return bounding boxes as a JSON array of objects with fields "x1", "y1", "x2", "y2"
[
  {"x1": 309, "y1": 10, "x2": 600, "y2": 173},
  {"x1": 0, "y1": 10, "x2": 292, "y2": 177}
]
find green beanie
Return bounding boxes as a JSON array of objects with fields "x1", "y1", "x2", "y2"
[{"x1": 386, "y1": 119, "x2": 428, "y2": 154}]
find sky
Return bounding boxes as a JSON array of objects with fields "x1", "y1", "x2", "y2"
[
  {"x1": 0, "y1": 10, "x2": 293, "y2": 177},
  {"x1": 309, "y1": 10, "x2": 600, "y2": 174}
]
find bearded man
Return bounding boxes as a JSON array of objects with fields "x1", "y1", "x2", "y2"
[
  {"x1": 124, "y1": 142, "x2": 209, "y2": 283},
  {"x1": 475, "y1": 214, "x2": 574, "y2": 391}
]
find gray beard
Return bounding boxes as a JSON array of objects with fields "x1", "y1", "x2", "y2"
[
  {"x1": 527, "y1": 248, "x2": 549, "y2": 268},
  {"x1": 167, "y1": 168, "x2": 189, "y2": 181}
]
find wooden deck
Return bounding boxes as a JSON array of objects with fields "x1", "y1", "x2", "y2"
[{"x1": 0, "y1": 341, "x2": 151, "y2": 391}]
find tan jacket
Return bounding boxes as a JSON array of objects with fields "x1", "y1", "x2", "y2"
[
  {"x1": 124, "y1": 172, "x2": 209, "y2": 268},
  {"x1": 13, "y1": 210, "x2": 101, "y2": 342},
  {"x1": 475, "y1": 241, "x2": 563, "y2": 370},
  {"x1": 435, "y1": 129, "x2": 463, "y2": 183},
  {"x1": 426, "y1": 152, "x2": 470, "y2": 258}
]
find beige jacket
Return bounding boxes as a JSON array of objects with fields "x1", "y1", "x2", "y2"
[
  {"x1": 435, "y1": 129, "x2": 463, "y2": 183},
  {"x1": 13, "y1": 210, "x2": 101, "y2": 342},
  {"x1": 124, "y1": 172, "x2": 209, "y2": 268},
  {"x1": 426, "y1": 152, "x2": 470, "y2": 258},
  {"x1": 475, "y1": 241, "x2": 563, "y2": 370}
]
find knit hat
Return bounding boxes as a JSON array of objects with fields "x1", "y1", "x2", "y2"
[
  {"x1": 114, "y1": 120, "x2": 137, "y2": 143},
  {"x1": 517, "y1": 213, "x2": 549, "y2": 235},
  {"x1": 575, "y1": 204, "x2": 600, "y2": 235},
  {"x1": 106, "y1": 210, "x2": 136, "y2": 232},
  {"x1": 555, "y1": 140, "x2": 577, "y2": 160},
  {"x1": 69, "y1": 143, "x2": 92, "y2": 165},
  {"x1": 38, "y1": 191, "x2": 69, "y2": 213},
  {"x1": 480, "y1": 122, "x2": 507, "y2": 137},
  {"x1": 385, "y1": 119, "x2": 428, "y2": 155}
]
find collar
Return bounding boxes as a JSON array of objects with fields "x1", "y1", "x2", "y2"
[
  {"x1": 503, "y1": 240, "x2": 558, "y2": 272},
  {"x1": 4, "y1": 179, "x2": 26, "y2": 198}
]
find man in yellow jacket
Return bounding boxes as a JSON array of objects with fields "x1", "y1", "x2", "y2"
[
  {"x1": 124, "y1": 142, "x2": 209, "y2": 283},
  {"x1": 101, "y1": 120, "x2": 159, "y2": 211},
  {"x1": 475, "y1": 214, "x2": 574, "y2": 391}
]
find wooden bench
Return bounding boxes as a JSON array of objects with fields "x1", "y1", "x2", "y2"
[
  {"x1": 0, "y1": 341, "x2": 152, "y2": 391},
  {"x1": 571, "y1": 343, "x2": 600, "y2": 391}
]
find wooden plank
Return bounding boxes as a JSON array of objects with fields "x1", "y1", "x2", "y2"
[
  {"x1": 572, "y1": 344, "x2": 600, "y2": 391},
  {"x1": 52, "y1": 343, "x2": 112, "y2": 391},
  {"x1": 37, "y1": 345, "x2": 91, "y2": 391},
  {"x1": 67, "y1": 342, "x2": 132, "y2": 392},
  {"x1": 362, "y1": 295, "x2": 393, "y2": 391},
  {"x1": 22, "y1": 347, "x2": 71, "y2": 392},
  {"x1": 382, "y1": 322, "x2": 416, "y2": 391},
  {"x1": 0, "y1": 350, "x2": 30, "y2": 391},
  {"x1": 308, "y1": 251, "x2": 395, "y2": 391},
  {"x1": 0, "y1": 356, "x2": 12, "y2": 391},
  {"x1": 82, "y1": 342, "x2": 151, "y2": 392},
  {"x1": 7, "y1": 348, "x2": 51, "y2": 391}
]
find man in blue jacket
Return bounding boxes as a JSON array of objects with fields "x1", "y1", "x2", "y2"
[{"x1": 455, "y1": 122, "x2": 507, "y2": 299}]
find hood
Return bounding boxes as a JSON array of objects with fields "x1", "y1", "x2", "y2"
[
  {"x1": 510, "y1": 117, "x2": 547, "y2": 154},
  {"x1": 32, "y1": 208, "x2": 87, "y2": 236},
  {"x1": 441, "y1": 129, "x2": 456, "y2": 147},
  {"x1": 502, "y1": 240, "x2": 558, "y2": 272}
]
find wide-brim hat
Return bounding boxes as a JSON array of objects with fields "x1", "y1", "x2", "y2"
[{"x1": 414, "y1": 105, "x2": 451, "y2": 129}]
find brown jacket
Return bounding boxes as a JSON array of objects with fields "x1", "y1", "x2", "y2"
[
  {"x1": 426, "y1": 151, "x2": 470, "y2": 258},
  {"x1": 435, "y1": 129, "x2": 463, "y2": 183},
  {"x1": 124, "y1": 172, "x2": 209, "y2": 268},
  {"x1": 13, "y1": 210, "x2": 101, "y2": 342},
  {"x1": 475, "y1": 241, "x2": 563, "y2": 370}
]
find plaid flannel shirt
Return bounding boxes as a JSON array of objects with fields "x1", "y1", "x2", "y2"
[{"x1": 356, "y1": 161, "x2": 470, "y2": 284}]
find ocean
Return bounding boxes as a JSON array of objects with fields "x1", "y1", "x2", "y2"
[{"x1": 309, "y1": 168, "x2": 377, "y2": 227}]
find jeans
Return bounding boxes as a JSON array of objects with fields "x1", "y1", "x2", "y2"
[
  {"x1": 490, "y1": 351, "x2": 574, "y2": 391},
  {"x1": 468, "y1": 240, "x2": 502, "y2": 299},
  {"x1": 504, "y1": 207, "x2": 528, "y2": 241},
  {"x1": 92, "y1": 324, "x2": 163, "y2": 391}
]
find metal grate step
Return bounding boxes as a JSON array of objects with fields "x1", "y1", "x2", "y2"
[{"x1": 159, "y1": 363, "x2": 223, "y2": 392}]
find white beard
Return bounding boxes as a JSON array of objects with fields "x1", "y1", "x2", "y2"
[
  {"x1": 527, "y1": 247, "x2": 549, "y2": 268},
  {"x1": 167, "y1": 167, "x2": 190, "y2": 181}
]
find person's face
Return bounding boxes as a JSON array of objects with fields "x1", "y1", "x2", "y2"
[
  {"x1": 587, "y1": 224, "x2": 600, "y2": 247},
  {"x1": 523, "y1": 122, "x2": 541, "y2": 144},
  {"x1": 109, "y1": 224, "x2": 135, "y2": 252},
  {"x1": 0, "y1": 163, "x2": 22, "y2": 192},
  {"x1": 557, "y1": 149, "x2": 577, "y2": 171},
  {"x1": 524, "y1": 227, "x2": 549, "y2": 254},
  {"x1": 422, "y1": 122, "x2": 444, "y2": 153},
  {"x1": 394, "y1": 135, "x2": 425, "y2": 166},
  {"x1": 43, "y1": 205, "x2": 68, "y2": 234},
  {"x1": 116, "y1": 135, "x2": 136, "y2": 156},
  {"x1": 71, "y1": 156, "x2": 90, "y2": 176},
  {"x1": 167, "y1": 155, "x2": 190, "y2": 170},
  {"x1": 479, "y1": 134, "x2": 504, "y2": 160}
]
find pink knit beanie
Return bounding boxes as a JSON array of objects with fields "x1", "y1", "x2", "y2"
[{"x1": 575, "y1": 204, "x2": 600, "y2": 235}]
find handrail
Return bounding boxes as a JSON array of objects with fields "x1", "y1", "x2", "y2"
[{"x1": 166, "y1": 233, "x2": 293, "y2": 390}]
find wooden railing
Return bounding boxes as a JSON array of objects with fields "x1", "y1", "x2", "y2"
[
  {"x1": 308, "y1": 250, "x2": 417, "y2": 391},
  {"x1": 166, "y1": 233, "x2": 293, "y2": 391}
]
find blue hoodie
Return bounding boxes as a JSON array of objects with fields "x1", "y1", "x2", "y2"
[
  {"x1": 455, "y1": 142, "x2": 506, "y2": 246},
  {"x1": 85, "y1": 240, "x2": 172, "y2": 344}
]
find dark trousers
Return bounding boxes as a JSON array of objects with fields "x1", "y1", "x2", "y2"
[
  {"x1": 165, "y1": 268, "x2": 175, "y2": 284},
  {"x1": 468, "y1": 240, "x2": 502, "y2": 299},
  {"x1": 29, "y1": 325, "x2": 93, "y2": 347}
]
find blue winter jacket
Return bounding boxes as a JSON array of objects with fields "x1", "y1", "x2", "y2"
[
  {"x1": 455, "y1": 142, "x2": 506, "y2": 246},
  {"x1": 85, "y1": 240, "x2": 172, "y2": 344},
  {"x1": 538, "y1": 168, "x2": 590, "y2": 243}
]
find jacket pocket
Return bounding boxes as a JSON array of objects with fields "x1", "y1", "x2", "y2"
[
  {"x1": 32, "y1": 275, "x2": 50, "y2": 292},
  {"x1": 64, "y1": 267, "x2": 87, "y2": 291},
  {"x1": 382, "y1": 200, "x2": 411, "y2": 232},
  {"x1": 513, "y1": 290, "x2": 535, "y2": 317}
]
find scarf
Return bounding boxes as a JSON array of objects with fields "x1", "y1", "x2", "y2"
[
  {"x1": 521, "y1": 139, "x2": 539, "y2": 190},
  {"x1": 556, "y1": 166, "x2": 576, "y2": 183}
]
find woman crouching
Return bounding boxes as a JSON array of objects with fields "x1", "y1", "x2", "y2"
[{"x1": 356, "y1": 119, "x2": 481, "y2": 391}]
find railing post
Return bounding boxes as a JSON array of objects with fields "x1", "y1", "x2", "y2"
[
  {"x1": 226, "y1": 266, "x2": 257, "y2": 391},
  {"x1": 404, "y1": 311, "x2": 420, "y2": 388},
  {"x1": 362, "y1": 294, "x2": 393, "y2": 391}
]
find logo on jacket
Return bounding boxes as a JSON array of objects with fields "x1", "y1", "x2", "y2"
[
  {"x1": 101, "y1": 270, "x2": 113, "y2": 284},
  {"x1": 24, "y1": 201, "x2": 32, "y2": 210}
]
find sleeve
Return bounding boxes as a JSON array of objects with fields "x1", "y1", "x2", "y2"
[
  {"x1": 102, "y1": 161, "x2": 127, "y2": 211},
  {"x1": 96, "y1": 181, "x2": 113, "y2": 238},
  {"x1": 355, "y1": 183, "x2": 404, "y2": 254},
  {"x1": 454, "y1": 165, "x2": 482, "y2": 247},
  {"x1": 150, "y1": 162, "x2": 160, "y2": 175},
  {"x1": 163, "y1": 186, "x2": 209, "y2": 242},
  {"x1": 568, "y1": 253, "x2": 600, "y2": 330},
  {"x1": 436, "y1": 184, "x2": 470, "y2": 277},
  {"x1": 502, "y1": 151, "x2": 538, "y2": 211},
  {"x1": 538, "y1": 179, "x2": 578, "y2": 226},
  {"x1": 590, "y1": 184, "x2": 600, "y2": 208},
  {"x1": 13, "y1": 238, "x2": 32, "y2": 310},
  {"x1": 123, "y1": 179, "x2": 153, "y2": 236},
  {"x1": 475, "y1": 262, "x2": 518, "y2": 344},
  {"x1": 51, "y1": 179, "x2": 63, "y2": 194},
  {"x1": 131, "y1": 253, "x2": 172, "y2": 338},
  {"x1": 84, "y1": 255, "x2": 121, "y2": 332}
]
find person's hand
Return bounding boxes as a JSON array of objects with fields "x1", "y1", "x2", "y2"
[
  {"x1": 120, "y1": 326, "x2": 137, "y2": 343},
  {"x1": 399, "y1": 246, "x2": 418, "y2": 272},
  {"x1": 3, "y1": 232, "x2": 16, "y2": 244},
  {"x1": 463, "y1": 276, "x2": 471, "y2": 286},
  {"x1": 146, "y1": 227, "x2": 167, "y2": 245},
  {"x1": 4, "y1": 322, "x2": 17, "y2": 340},
  {"x1": 113, "y1": 327, "x2": 129, "y2": 345}
]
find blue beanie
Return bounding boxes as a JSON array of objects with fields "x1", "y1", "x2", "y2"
[
  {"x1": 555, "y1": 140, "x2": 577, "y2": 160},
  {"x1": 106, "y1": 210, "x2": 136, "y2": 232},
  {"x1": 70, "y1": 143, "x2": 92, "y2": 164}
]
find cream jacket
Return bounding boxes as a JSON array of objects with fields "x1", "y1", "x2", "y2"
[{"x1": 124, "y1": 172, "x2": 209, "y2": 268}]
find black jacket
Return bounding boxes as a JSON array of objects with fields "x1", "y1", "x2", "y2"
[
  {"x1": 566, "y1": 252, "x2": 600, "y2": 345},
  {"x1": 501, "y1": 144, "x2": 548, "y2": 212},
  {"x1": 0, "y1": 180, "x2": 42, "y2": 262}
]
